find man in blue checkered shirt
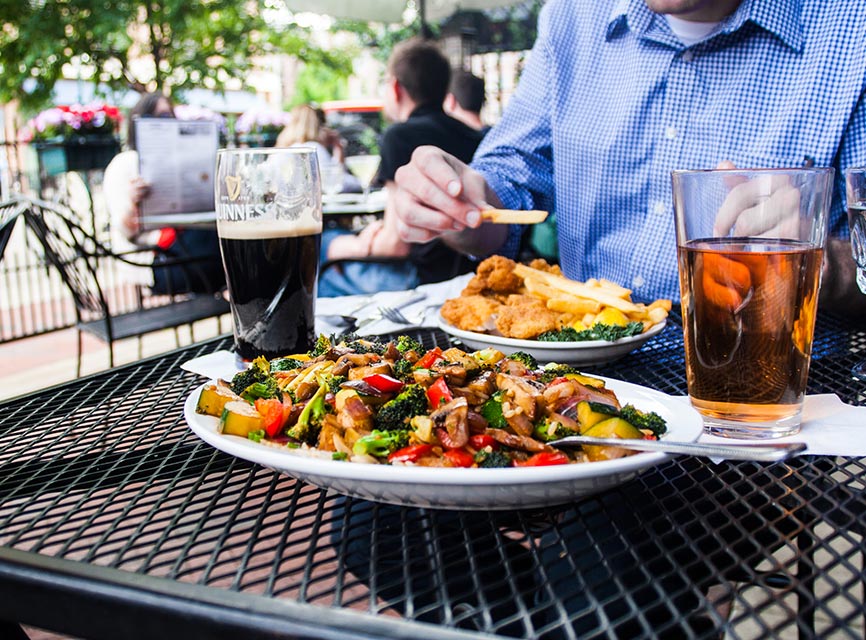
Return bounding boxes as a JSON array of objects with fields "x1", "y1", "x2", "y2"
[{"x1": 392, "y1": 0, "x2": 866, "y2": 311}]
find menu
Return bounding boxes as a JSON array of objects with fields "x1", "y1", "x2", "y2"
[{"x1": 136, "y1": 118, "x2": 218, "y2": 219}]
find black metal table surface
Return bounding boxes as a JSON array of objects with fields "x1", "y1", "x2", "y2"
[{"x1": 0, "y1": 313, "x2": 865, "y2": 640}]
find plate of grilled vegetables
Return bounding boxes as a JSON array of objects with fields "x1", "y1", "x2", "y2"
[{"x1": 185, "y1": 333, "x2": 702, "y2": 510}]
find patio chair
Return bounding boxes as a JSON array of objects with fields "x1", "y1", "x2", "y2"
[
  {"x1": 19, "y1": 197, "x2": 230, "y2": 376},
  {"x1": 0, "y1": 199, "x2": 27, "y2": 261}
]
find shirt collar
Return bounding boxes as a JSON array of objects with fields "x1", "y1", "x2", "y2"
[
  {"x1": 722, "y1": 0, "x2": 804, "y2": 52},
  {"x1": 606, "y1": 0, "x2": 804, "y2": 53},
  {"x1": 407, "y1": 104, "x2": 444, "y2": 120}
]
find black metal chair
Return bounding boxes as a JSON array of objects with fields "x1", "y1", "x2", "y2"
[
  {"x1": 0, "y1": 199, "x2": 27, "y2": 261},
  {"x1": 17, "y1": 197, "x2": 230, "y2": 375}
]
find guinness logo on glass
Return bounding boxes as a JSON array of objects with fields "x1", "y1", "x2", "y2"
[{"x1": 225, "y1": 175, "x2": 242, "y2": 201}]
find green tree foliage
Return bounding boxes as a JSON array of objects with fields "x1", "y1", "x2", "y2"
[
  {"x1": 0, "y1": 0, "x2": 351, "y2": 110},
  {"x1": 290, "y1": 62, "x2": 348, "y2": 107},
  {"x1": 332, "y1": 19, "x2": 433, "y2": 64}
]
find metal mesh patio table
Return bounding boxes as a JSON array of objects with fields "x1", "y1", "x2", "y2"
[{"x1": 0, "y1": 311, "x2": 864, "y2": 639}]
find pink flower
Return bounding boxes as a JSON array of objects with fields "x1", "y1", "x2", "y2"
[{"x1": 24, "y1": 102, "x2": 122, "y2": 141}]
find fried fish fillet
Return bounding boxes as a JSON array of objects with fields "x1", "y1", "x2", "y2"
[
  {"x1": 462, "y1": 255, "x2": 523, "y2": 297},
  {"x1": 494, "y1": 299, "x2": 560, "y2": 339},
  {"x1": 527, "y1": 258, "x2": 562, "y2": 275},
  {"x1": 440, "y1": 295, "x2": 503, "y2": 333}
]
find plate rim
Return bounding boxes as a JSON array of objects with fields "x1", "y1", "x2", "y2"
[
  {"x1": 184, "y1": 376, "x2": 702, "y2": 491},
  {"x1": 437, "y1": 316, "x2": 666, "y2": 352}
]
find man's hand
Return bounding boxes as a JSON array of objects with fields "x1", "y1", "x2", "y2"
[
  {"x1": 712, "y1": 161, "x2": 800, "y2": 238},
  {"x1": 392, "y1": 146, "x2": 503, "y2": 252}
]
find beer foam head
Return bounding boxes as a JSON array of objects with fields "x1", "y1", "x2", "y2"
[{"x1": 217, "y1": 218, "x2": 321, "y2": 239}]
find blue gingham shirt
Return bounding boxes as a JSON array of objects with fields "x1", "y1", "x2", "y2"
[{"x1": 472, "y1": 0, "x2": 866, "y2": 302}]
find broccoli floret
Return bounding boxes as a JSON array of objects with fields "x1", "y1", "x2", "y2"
[
  {"x1": 533, "y1": 417, "x2": 579, "y2": 442},
  {"x1": 475, "y1": 449, "x2": 513, "y2": 468},
  {"x1": 287, "y1": 383, "x2": 330, "y2": 444},
  {"x1": 343, "y1": 334, "x2": 388, "y2": 355},
  {"x1": 239, "y1": 378, "x2": 280, "y2": 402},
  {"x1": 538, "y1": 322, "x2": 644, "y2": 342},
  {"x1": 270, "y1": 357, "x2": 304, "y2": 372},
  {"x1": 619, "y1": 404, "x2": 667, "y2": 437},
  {"x1": 479, "y1": 390, "x2": 507, "y2": 429},
  {"x1": 392, "y1": 357, "x2": 415, "y2": 382},
  {"x1": 229, "y1": 356, "x2": 271, "y2": 396},
  {"x1": 396, "y1": 335, "x2": 422, "y2": 354},
  {"x1": 507, "y1": 351, "x2": 538, "y2": 369},
  {"x1": 374, "y1": 384, "x2": 428, "y2": 431},
  {"x1": 538, "y1": 363, "x2": 581, "y2": 383},
  {"x1": 324, "y1": 374, "x2": 348, "y2": 394},
  {"x1": 307, "y1": 334, "x2": 332, "y2": 358},
  {"x1": 352, "y1": 429, "x2": 410, "y2": 458}
]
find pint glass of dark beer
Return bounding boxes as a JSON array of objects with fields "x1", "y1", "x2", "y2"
[{"x1": 214, "y1": 148, "x2": 322, "y2": 361}]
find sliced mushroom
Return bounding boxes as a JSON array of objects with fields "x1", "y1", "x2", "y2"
[{"x1": 430, "y1": 396, "x2": 469, "y2": 448}]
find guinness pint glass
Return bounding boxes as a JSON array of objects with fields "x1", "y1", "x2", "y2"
[{"x1": 215, "y1": 148, "x2": 322, "y2": 361}]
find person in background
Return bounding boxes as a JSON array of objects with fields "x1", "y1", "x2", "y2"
[
  {"x1": 103, "y1": 92, "x2": 225, "y2": 295},
  {"x1": 320, "y1": 38, "x2": 484, "y2": 297},
  {"x1": 276, "y1": 104, "x2": 357, "y2": 193},
  {"x1": 391, "y1": 0, "x2": 866, "y2": 313},
  {"x1": 444, "y1": 71, "x2": 490, "y2": 135}
]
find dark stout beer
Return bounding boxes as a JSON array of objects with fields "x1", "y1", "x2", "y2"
[{"x1": 218, "y1": 219, "x2": 321, "y2": 360}]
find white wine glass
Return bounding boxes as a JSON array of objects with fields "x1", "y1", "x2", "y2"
[
  {"x1": 344, "y1": 153, "x2": 381, "y2": 204},
  {"x1": 321, "y1": 161, "x2": 344, "y2": 200},
  {"x1": 844, "y1": 167, "x2": 866, "y2": 379}
]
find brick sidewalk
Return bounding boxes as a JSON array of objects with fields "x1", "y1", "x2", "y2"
[{"x1": 0, "y1": 317, "x2": 225, "y2": 402}]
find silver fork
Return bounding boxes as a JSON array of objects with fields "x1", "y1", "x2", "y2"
[{"x1": 379, "y1": 303, "x2": 440, "y2": 325}]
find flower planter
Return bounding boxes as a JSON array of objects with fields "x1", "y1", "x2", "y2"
[
  {"x1": 237, "y1": 132, "x2": 279, "y2": 148},
  {"x1": 33, "y1": 135, "x2": 120, "y2": 176}
]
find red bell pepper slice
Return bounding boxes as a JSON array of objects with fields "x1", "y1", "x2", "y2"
[
  {"x1": 415, "y1": 347, "x2": 443, "y2": 369},
  {"x1": 469, "y1": 434, "x2": 498, "y2": 451},
  {"x1": 516, "y1": 451, "x2": 570, "y2": 467},
  {"x1": 362, "y1": 373, "x2": 405, "y2": 394},
  {"x1": 255, "y1": 397, "x2": 286, "y2": 438},
  {"x1": 388, "y1": 444, "x2": 434, "y2": 464},
  {"x1": 443, "y1": 448, "x2": 475, "y2": 468},
  {"x1": 426, "y1": 377, "x2": 453, "y2": 408}
]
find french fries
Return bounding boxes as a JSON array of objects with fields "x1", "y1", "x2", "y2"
[
  {"x1": 480, "y1": 209, "x2": 549, "y2": 224},
  {"x1": 514, "y1": 263, "x2": 671, "y2": 332}
]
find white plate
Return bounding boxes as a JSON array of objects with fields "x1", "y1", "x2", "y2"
[
  {"x1": 438, "y1": 317, "x2": 667, "y2": 366},
  {"x1": 184, "y1": 376, "x2": 702, "y2": 510}
]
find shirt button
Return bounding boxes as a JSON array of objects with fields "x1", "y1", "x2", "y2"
[
  {"x1": 632, "y1": 275, "x2": 645, "y2": 288},
  {"x1": 682, "y1": 50, "x2": 694, "y2": 62},
  {"x1": 653, "y1": 201, "x2": 666, "y2": 215},
  {"x1": 664, "y1": 126, "x2": 677, "y2": 140}
]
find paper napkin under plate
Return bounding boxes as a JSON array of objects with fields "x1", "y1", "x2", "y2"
[{"x1": 693, "y1": 394, "x2": 866, "y2": 458}]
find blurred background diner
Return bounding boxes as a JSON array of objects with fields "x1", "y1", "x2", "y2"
[
  {"x1": 444, "y1": 70, "x2": 490, "y2": 135},
  {"x1": 319, "y1": 38, "x2": 484, "y2": 297},
  {"x1": 103, "y1": 92, "x2": 225, "y2": 296},
  {"x1": 276, "y1": 104, "x2": 359, "y2": 195}
]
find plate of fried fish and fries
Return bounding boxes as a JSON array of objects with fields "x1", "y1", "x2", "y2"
[{"x1": 438, "y1": 256, "x2": 671, "y2": 365}]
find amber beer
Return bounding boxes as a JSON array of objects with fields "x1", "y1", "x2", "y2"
[
  {"x1": 678, "y1": 238, "x2": 823, "y2": 426},
  {"x1": 218, "y1": 219, "x2": 321, "y2": 360}
]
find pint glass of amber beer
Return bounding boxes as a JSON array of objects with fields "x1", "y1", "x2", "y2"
[
  {"x1": 671, "y1": 168, "x2": 833, "y2": 438},
  {"x1": 215, "y1": 148, "x2": 322, "y2": 361}
]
